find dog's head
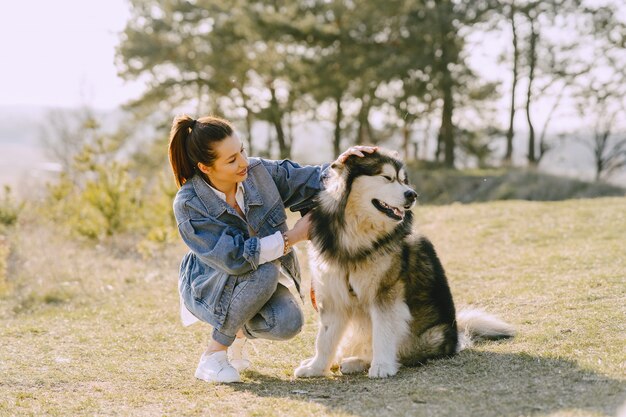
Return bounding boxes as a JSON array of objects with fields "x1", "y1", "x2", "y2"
[{"x1": 325, "y1": 148, "x2": 417, "y2": 227}]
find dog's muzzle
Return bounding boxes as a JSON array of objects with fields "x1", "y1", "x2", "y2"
[{"x1": 403, "y1": 189, "x2": 417, "y2": 209}]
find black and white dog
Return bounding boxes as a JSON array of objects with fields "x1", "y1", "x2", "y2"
[{"x1": 295, "y1": 149, "x2": 514, "y2": 379}]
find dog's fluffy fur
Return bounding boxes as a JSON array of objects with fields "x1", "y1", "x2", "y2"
[{"x1": 295, "y1": 150, "x2": 515, "y2": 379}]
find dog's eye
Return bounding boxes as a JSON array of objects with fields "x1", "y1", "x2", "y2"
[{"x1": 382, "y1": 175, "x2": 393, "y2": 182}]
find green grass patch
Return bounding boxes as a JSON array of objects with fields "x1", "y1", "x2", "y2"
[{"x1": 1, "y1": 198, "x2": 624, "y2": 416}]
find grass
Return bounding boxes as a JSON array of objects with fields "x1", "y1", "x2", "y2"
[{"x1": 1, "y1": 197, "x2": 625, "y2": 416}]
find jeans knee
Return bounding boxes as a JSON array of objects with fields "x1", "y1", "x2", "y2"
[
  {"x1": 254, "y1": 261, "x2": 280, "y2": 300},
  {"x1": 277, "y1": 303, "x2": 304, "y2": 340}
]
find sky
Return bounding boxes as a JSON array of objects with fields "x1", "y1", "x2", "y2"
[
  {"x1": 0, "y1": 0, "x2": 144, "y2": 109},
  {"x1": 0, "y1": 0, "x2": 580, "y2": 126}
]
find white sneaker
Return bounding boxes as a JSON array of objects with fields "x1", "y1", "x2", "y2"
[
  {"x1": 195, "y1": 350, "x2": 241, "y2": 383},
  {"x1": 229, "y1": 337, "x2": 251, "y2": 372}
]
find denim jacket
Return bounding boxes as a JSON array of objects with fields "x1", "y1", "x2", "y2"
[{"x1": 174, "y1": 157, "x2": 329, "y2": 328}]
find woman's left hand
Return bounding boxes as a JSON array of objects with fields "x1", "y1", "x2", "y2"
[{"x1": 336, "y1": 145, "x2": 378, "y2": 164}]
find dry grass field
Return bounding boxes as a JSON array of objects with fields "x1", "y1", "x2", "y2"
[{"x1": 1, "y1": 197, "x2": 625, "y2": 416}]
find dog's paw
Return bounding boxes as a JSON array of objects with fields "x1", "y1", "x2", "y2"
[
  {"x1": 299, "y1": 357, "x2": 314, "y2": 367},
  {"x1": 340, "y1": 357, "x2": 369, "y2": 374},
  {"x1": 368, "y1": 362, "x2": 398, "y2": 379},
  {"x1": 294, "y1": 362, "x2": 331, "y2": 378}
]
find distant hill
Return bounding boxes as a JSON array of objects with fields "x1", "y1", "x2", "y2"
[{"x1": 407, "y1": 167, "x2": 625, "y2": 205}]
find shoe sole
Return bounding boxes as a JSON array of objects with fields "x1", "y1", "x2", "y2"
[{"x1": 195, "y1": 371, "x2": 241, "y2": 383}]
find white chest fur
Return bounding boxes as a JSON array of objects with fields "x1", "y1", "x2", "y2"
[{"x1": 308, "y1": 244, "x2": 392, "y2": 311}]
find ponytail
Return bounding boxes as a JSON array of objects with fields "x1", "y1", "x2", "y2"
[
  {"x1": 168, "y1": 114, "x2": 235, "y2": 188},
  {"x1": 168, "y1": 115, "x2": 196, "y2": 188}
]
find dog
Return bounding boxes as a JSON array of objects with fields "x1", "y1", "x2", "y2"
[{"x1": 294, "y1": 149, "x2": 515, "y2": 379}]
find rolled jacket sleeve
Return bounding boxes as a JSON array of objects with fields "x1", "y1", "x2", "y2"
[
  {"x1": 260, "y1": 159, "x2": 330, "y2": 213},
  {"x1": 178, "y1": 217, "x2": 261, "y2": 275}
]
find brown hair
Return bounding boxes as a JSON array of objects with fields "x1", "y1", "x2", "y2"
[{"x1": 168, "y1": 115, "x2": 234, "y2": 188}]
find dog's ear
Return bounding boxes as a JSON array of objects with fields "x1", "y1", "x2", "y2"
[
  {"x1": 330, "y1": 160, "x2": 345, "y2": 174},
  {"x1": 331, "y1": 151, "x2": 378, "y2": 174},
  {"x1": 330, "y1": 154, "x2": 358, "y2": 174}
]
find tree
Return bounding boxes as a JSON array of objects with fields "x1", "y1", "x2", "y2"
[
  {"x1": 39, "y1": 107, "x2": 97, "y2": 177},
  {"x1": 401, "y1": 0, "x2": 500, "y2": 168},
  {"x1": 572, "y1": 4, "x2": 626, "y2": 181},
  {"x1": 118, "y1": 0, "x2": 320, "y2": 159},
  {"x1": 501, "y1": 1, "x2": 520, "y2": 165},
  {"x1": 253, "y1": 0, "x2": 405, "y2": 157}
]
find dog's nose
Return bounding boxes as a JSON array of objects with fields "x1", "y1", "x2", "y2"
[{"x1": 404, "y1": 190, "x2": 417, "y2": 202}]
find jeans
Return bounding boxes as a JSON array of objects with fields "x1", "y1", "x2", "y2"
[{"x1": 211, "y1": 262, "x2": 304, "y2": 346}]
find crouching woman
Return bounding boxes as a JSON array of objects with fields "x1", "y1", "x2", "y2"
[{"x1": 168, "y1": 114, "x2": 375, "y2": 383}]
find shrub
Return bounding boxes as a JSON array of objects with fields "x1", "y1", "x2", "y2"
[
  {"x1": 0, "y1": 185, "x2": 22, "y2": 227},
  {"x1": 45, "y1": 129, "x2": 146, "y2": 240},
  {"x1": 0, "y1": 235, "x2": 8, "y2": 296}
]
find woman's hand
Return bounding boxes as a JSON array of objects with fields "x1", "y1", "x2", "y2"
[
  {"x1": 335, "y1": 145, "x2": 378, "y2": 164},
  {"x1": 285, "y1": 212, "x2": 313, "y2": 246}
]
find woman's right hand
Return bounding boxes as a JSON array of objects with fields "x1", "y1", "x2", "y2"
[{"x1": 286, "y1": 212, "x2": 313, "y2": 245}]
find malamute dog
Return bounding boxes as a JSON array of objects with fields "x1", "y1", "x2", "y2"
[{"x1": 295, "y1": 149, "x2": 515, "y2": 379}]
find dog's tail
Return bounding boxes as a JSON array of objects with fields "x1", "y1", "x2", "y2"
[{"x1": 455, "y1": 309, "x2": 515, "y2": 352}]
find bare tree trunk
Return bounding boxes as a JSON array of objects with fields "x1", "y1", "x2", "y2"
[
  {"x1": 536, "y1": 85, "x2": 566, "y2": 163},
  {"x1": 440, "y1": 80, "x2": 455, "y2": 168},
  {"x1": 355, "y1": 94, "x2": 370, "y2": 145},
  {"x1": 334, "y1": 95, "x2": 343, "y2": 158},
  {"x1": 402, "y1": 122, "x2": 411, "y2": 161},
  {"x1": 242, "y1": 103, "x2": 254, "y2": 156},
  {"x1": 436, "y1": 1, "x2": 456, "y2": 169},
  {"x1": 286, "y1": 112, "x2": 294, "y2": 157},
  {"x1": 594, "y1": 131, "x2": 607, "y2": 181},
  {"x1": 422, "y1": 116, "x2": 432, "y2": 160},
  {"x1": 504, "y1": 4, "x2": 519, "y2": 165},
  {"x1": 526, "y1": 13, "x2": 538, "y2": 166},
  {"x1": 268, "y1": 84, "x2": 290, "y2": 159}
]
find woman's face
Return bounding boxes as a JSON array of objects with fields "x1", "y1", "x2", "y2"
[{"x1": 200, "y1": 134, "x2": 248, "y2": 189}]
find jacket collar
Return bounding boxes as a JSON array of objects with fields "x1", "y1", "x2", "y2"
[
  {"x1": 191, "y1": 173, "x2": 263, "y2": 219},
  {"x1": 242, "y1": 171, "x2": 263, "y2": 207}
]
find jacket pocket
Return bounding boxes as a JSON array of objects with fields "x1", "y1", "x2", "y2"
[
  {"x1": 191, "y1": 270, "x2": 229, "y2": 314},
  {"x1": 267, "y1": 203, "x2": 287, "y2": 227}
]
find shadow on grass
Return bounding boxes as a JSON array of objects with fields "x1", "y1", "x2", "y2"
[{"x1": 232, "y1": 350, "x2": 625, "y2": 417}]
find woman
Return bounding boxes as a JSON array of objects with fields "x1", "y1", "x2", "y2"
[{"x1": 169, "y1": 114, "x2": 376, "y2": 383}]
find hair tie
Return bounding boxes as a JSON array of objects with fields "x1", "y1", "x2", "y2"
[{"x1": 190, "y1": 119, "x2": 197, "y2": 130}]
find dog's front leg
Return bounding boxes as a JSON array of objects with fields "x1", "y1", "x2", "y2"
[
  {"x1": 294, "y1": 308, "x2": 348, "y2": 378},
  {"x1": 368, "y1": 301, "x2": 410, "y2": 378}
]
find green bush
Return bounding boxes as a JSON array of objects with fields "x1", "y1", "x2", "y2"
[
  {"x1": 0, "y1": 185, "x2": 22, "y2": 227},
  {"x1": 45, "y1": 129, "x2": 147, "y2": 240},
  {"x1": 0, "y1": 235, "x2": 8, "y2": 296},
  {"x1": 136, "y1": 173, "x2": 179, "y2": 258},
  {"x1": 40, "y1": 113, "x2": 181, "y2": 248}
]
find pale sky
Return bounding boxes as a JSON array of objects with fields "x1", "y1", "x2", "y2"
[{"x1": 0, "y1": 0, "x2": 144, "y2": 109}]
